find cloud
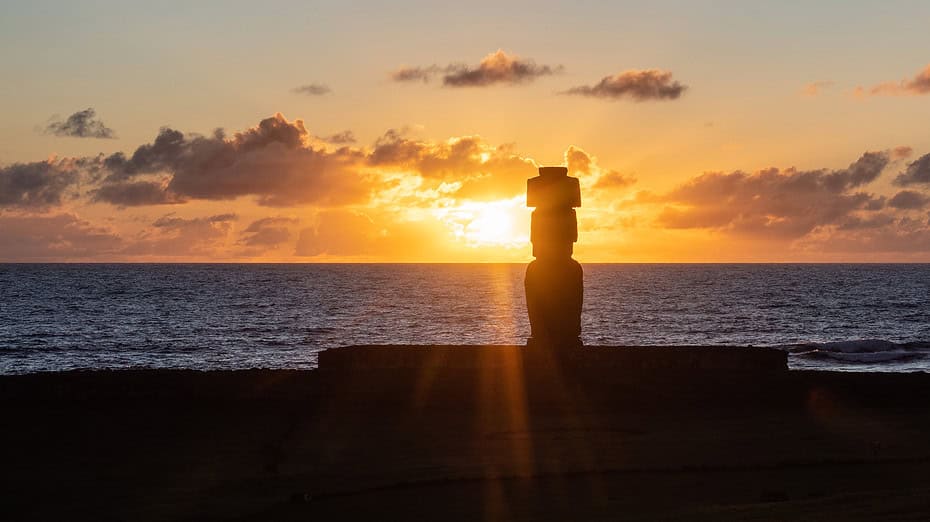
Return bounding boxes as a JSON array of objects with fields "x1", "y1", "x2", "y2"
[
  {"x1": 294, "y1": 210, "x2": 449, "y2": 259},
  {"x1": 323, "y1": 130, "x2": 357, "y2": 144},
  {"x1": 893, "y1": 152, "x2": 930, "y2": 186},
  {"x1": 368, "y1": 129, "x2": 535, "y2": 199},
  {"x1": 390, "y1": 66, "x2": 442, "y2": 83},
  {"x1": 564, "y1": 146, "x2": 636, "y2": 190},
  {"x1": 594, "y1": 170, "x2": 637, "y2": 190},
  {"x1": 565, "y1": 146, "x2": 592, "y2": 176},
  {"x1": 292, "y1": 83, "x2": 332, "y2": 96},
  {"x1": 654, "y1": 151, "x2": 891, "y2": 238},
  {"x1": 892, "y1": 146, "x2": 914, "y2": 160},
  {"x1": 238, "y1": 217, "x2": 298, "y2": 248},
  {"x1": 91, "y1": 180, "x2": 185, "y2": 206},
  {"x1": 801, "y1": 80, "x2": 834, "y2": 97},
  {"x1": 295, "y1": 210, "x2": 379, "y2": 256},
  {"x1": 6, "y1": 113, "x2": 549, "y2": 212},
  {"x1": 122, "y1": 213, "x2": 238, "y2": 256},
  {"x1": 45, "y1": 108, "x2": 116, "y2": 139},
  {"x1": 888, "y1": 190, "x2": 930, "y2": 210},
  {"x1": 857, "y1": 63, "x2": 930, "y2": 97},
  {"x1": 0, "y1": 214, "x2": 122, "y2": 261},
  {"x1": 391, "y1": 50, "x2": 561, "y2": 87},
  {"x1": 0, "y1": 158, "x2": 85, "y2": 209},
  {"x1": 97, "y1": 113, "x2": 371, "y2": 207},
  {"x1": 560, "y1": 69, "x2": 687, "y2": 101}
]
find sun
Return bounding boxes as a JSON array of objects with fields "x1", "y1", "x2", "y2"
[
  {"x1": 434, "y1": 197, "x2": 530, "y2": 248},
  {"x1": 465, "y1": 205, "x2": 516, "y2": 245}
]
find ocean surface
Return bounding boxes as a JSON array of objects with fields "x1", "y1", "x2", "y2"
[{"x1": 1, "y1": 264, "x2": 929, "y2": 374}]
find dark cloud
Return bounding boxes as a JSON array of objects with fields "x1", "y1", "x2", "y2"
[
  {"x1": 893, "y1": 153, "x2": 930, "y2": 186},
  {"x1": 0, "y1": 214, "x2": 122, "y2": 261},
  {"x1": 0, "y1": 158, "x2": 83, "y2": 209},
  {"x1": 391, "y1": 50, "x2": 561, "y2": 87},
  {"x1": 97, "y1": 113, "x2": 371, "y2": 207},
  {"x1": 888, "y1": 190, "x2": 930, "y2": 210},
  {"x1": 45, "y1": 108, "x2": 116, "y2": 139},
  {"x1": 292, "y1": 83, "x2": 332, "y2": 96},
  {"x1": 835, "y1": 213, "x2": 898, "y2": 231},
  {"x1": 92, "y1": 180, "x2": 184, "y2": 207},
  {"x1": 858, "y1": 64, "x2": 930, "y2": 97},
  {"x1": 560, "y1": 69, "x2": 687, "y2": 101},
  {"x1": 655, "y1": 151, "x2": 891, "y2": 238},
  {"x1": 239, "y1": 217, "x2": 298, "y2": 248},
  {"x1": 102, "y1": 128, "x2": 187, "y2": 181}
]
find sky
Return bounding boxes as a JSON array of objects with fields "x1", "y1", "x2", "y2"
[{"x1": 2, "y1": 0, "x2": 930, "y2": 262}]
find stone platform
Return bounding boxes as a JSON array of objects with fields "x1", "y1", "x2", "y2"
[{"x1": 318, "y1": 344, "x2": 787, "y2": 373}]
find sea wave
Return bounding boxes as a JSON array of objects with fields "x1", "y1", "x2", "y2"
[{"x1": 782, "y1": 339, "x2": 930, "y2": 365}]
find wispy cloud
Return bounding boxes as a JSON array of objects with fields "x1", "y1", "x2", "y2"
[
  {"x1": 560, "y1": 69, "x2": 687, "y2": 101},
  {"x1": 391, "y1": 50, "x2": 562, "y2": 87},
  {"x1": 292, "y1": 83, "x2": 332, "y2": 96},
  {"x1": 856, "y1": 63, "x2": 930, "y2": 97}
]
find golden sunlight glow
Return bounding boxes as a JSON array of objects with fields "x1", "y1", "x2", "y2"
[{"x1": 433, "y1": 197, "x2": 530, "y2": 248}]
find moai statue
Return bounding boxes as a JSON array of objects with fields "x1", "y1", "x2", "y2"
[{"x1": 525, "y1": 166, "x2": 583, "y2": 349}]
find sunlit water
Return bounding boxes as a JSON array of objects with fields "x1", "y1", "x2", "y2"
[{"x1": 1, "y1": 264, "x2": 928, "y2": 374}]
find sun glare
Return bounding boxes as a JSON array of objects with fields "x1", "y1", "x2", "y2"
[{"x1": 434, "y1": 197, "x2": 530, "y2": 248}]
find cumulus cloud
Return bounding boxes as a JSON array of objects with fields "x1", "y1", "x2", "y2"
[
  {"x1": 857, "y1": 63, "x2": 930, "y2": 97},
  {"x1": 655, "y1": 151, "x2": 891, "y2": 238},
  {"x1": 391, "y1": 50, "x2": 561, "y2": 87},
  {"x1": 0, "y1": 158, "x2": 86, "y2": 209},
  {"x1": 97, "y1": 113, "x2": 371, "y2": 207},
  {"x1": 44, "y1": 108, "x2": 116, "y2": 139},
  {"x1": 238, "y1": 217, "x2": 298, "y2": 248},
  {"x1": 0, "y1": 214, "x2": 122, "y2": 261},
  {"x1": 560, "y1": 69, "x2": 687, "y2": 101},
  {"x1": 368, "y1": 129, "x2": 536, "y2": 198},
  {"x1": 893, "y1": 152, "x2": 930, "y2": 186},
  {"x1": 292, "y1": 83, "x2": 332, "y2": 96}
]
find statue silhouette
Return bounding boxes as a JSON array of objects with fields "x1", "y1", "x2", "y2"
[{"x1": 525, "y1": 166, "x2": 583, "y2": 349}]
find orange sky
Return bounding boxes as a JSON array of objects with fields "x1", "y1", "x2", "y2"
[{"x1": 2, "y1": 3, "x2": 930, "y2": 262}]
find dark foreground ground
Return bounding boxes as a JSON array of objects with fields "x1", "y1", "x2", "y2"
[{"x1": 3, "y1": 345, "x2": 930, "y2": 521}]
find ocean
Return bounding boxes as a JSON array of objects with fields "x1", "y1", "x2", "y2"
[{"x1": 1, "y1": 263, "x2": 928, "y2": 374}]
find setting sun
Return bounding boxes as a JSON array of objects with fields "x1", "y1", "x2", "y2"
[{"x1": 433, "y1": 197, "x2": 530, "y2": 249}]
